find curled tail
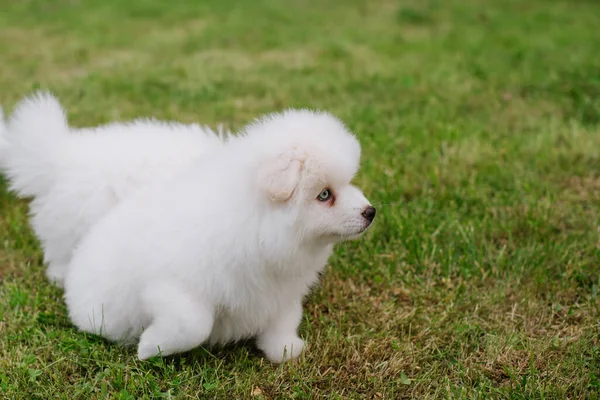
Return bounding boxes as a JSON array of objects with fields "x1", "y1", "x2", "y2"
[{"x1": 2, "y1": 91, "x2": 69, "y2": 198}]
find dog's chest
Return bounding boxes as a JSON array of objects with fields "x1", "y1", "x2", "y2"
[
  {"x1": 207, "y1": 272, "x2": 316, "y2": 345},
  {"x1": 204, "y1": 245, "x2": 332, "y2": 345}
]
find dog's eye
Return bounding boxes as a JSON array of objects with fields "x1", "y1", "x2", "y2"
[{"x1": 317, "y1": 189, "x2": 332, "y2": 202}]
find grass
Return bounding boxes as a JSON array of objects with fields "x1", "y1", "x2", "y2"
[{"x1": 1, "y1": 0, "x2": 600, "y2": 398}]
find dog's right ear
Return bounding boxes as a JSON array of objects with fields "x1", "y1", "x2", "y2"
[{"x1": 258, "y1": 150, "x2": 305, "y2": 202}]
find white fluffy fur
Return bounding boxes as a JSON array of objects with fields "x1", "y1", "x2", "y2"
[
  {"x1": 0, "y1": 109, "x2": 7, "y2": 171},
  {"x1": 64, "y1": 109, "x2": 375, "y2": 363},
  {"x1": 0, "y1": 92, "x2": 229, "y2": 286},
  {"x1": 1, "y1": 92, "x2": 375, "y2": 363}
]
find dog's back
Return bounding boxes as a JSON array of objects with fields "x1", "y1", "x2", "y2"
[{"x1": 1, "y1": 91, "x2": 228, "y2": 286}]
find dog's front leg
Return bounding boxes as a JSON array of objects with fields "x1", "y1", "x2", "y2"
[{"x1": 256, "y1": 298, "x2": 305, "y2": 364}]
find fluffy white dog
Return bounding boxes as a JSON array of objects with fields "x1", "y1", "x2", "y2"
[
  {"x1": 1, "y1": 93, "x2": 375, "y2": 363},
  {"x1": 0, "y1": 92, "x2": 228, "y2": 286},
  {"x1": 63, "y1": 109, "x2": 376, "y2": 363}
]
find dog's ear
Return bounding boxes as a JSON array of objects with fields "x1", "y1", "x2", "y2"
[{"x1": 258, "y1": 150, "x2": 305, "y2": 202}]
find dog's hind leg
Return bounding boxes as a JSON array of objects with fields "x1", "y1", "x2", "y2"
[{"x1": 137, "y1": 283, "x2": 214, "y2": 360}]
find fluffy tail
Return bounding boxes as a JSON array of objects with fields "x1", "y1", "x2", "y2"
[{"x1": 2, "y1": 91, "x2": 69, "y2": 198}]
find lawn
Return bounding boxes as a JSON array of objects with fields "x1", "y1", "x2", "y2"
[{"x1": 1, "y1": 0, "x2": 600, "y2": 398}]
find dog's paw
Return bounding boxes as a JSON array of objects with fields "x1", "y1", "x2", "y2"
[
  {"x1": 137, "y1": 326, "x2": 167, "y2": 360},
  {"x1": 137, "y1": 340, "x2": 162, "y2": 360},
  {"x1": 260, "y1": 335, "x2": 305, "y2": 364}
]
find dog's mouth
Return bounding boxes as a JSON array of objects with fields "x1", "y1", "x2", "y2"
[
  {"x1": 338, "y1": 232, "x2": 365, "y2": 241},
  {"x1": 335, "y1": 223, "x2": 373, "y2": 241}
]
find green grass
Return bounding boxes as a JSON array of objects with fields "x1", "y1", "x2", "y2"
[{"x1": 1, "y1": 0, "x2": 600, "y2": 398}]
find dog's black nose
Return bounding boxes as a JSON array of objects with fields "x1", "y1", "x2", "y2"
[{"x1": 362, "y1": 206, "x2": 376, "y2": 222}]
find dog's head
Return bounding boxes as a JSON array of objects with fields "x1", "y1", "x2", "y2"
[{"x1": 249, "y1": 110, "x2": 375, "y2": 244}]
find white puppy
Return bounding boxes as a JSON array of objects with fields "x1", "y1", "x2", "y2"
[
  {"x1": 64, "y1": 109, "x2": 376, "y2": 363},
  {"x1": 0, "y1": 92, "x2": 228, "y2": 286}
]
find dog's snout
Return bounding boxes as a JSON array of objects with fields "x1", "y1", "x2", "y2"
[{"x1": 361, "y1": 206, "x2": 376, "y2": 222}]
